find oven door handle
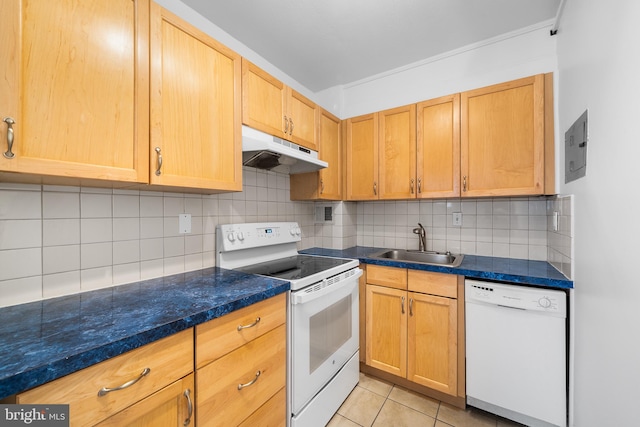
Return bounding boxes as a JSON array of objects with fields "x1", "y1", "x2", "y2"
[{"x1": 291, "y1": 268, "x2": 363, "y2": 305}]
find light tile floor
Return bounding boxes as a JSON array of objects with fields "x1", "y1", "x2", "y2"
[{"x1": 327, "y1": 373, "x2": 525, "y2": 427}]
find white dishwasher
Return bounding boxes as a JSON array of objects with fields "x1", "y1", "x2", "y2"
[{"x1": 465, "y1": 280, "x2": 567, "y2": 427}]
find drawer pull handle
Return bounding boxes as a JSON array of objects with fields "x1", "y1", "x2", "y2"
[
  {"x1": 97, "y1": 367, "x2": 151, "y2": 397},
  {"x1": 401, "y1": 296, "x2": 405, "y2": 314},
  {"x1": 237, "y1": 370, "x2": 261, "y2": 390},
  {"x1": 3, "y1": 117, "x2": 15, "y2": 159},
  {"x1": 183, "y1": 388, "x2": 193, "y2": 426},
  {"x1": 237, "y1": 317, "x2": 261, "y2": 331},
  {"x1": 155, "y1": 147, "x2": 162, "y2": 176},
  {"x1": 409, "y1": 298, "x2": 414, "y2": 316}
]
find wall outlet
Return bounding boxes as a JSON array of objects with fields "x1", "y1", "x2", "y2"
[
  {"x1": 452, "y1": 212, "x2": 462, "y2": 227},
  {"x1": 179, "y1": 214, "x2": 192, "y2": 234}
]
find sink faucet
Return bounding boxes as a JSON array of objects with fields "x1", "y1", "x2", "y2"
[{"x1": 412, "y1": 223, "x2": 427, "y2": 252}]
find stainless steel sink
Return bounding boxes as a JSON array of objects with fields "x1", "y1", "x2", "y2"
[{"x1": 369, "y1": 249, "x2": 464, "y2": 267}]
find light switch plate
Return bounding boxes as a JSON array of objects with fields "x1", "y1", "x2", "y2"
[
  {"x1": 452, "y1": 212, "x2": 462, "y2": 226},
  {"x1": 179, "y1": 214, "x2": 192, "y2": 234}
]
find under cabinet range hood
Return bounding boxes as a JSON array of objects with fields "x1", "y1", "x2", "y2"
[{"x1": 242, "y1": 125, "x2": 328, "y2": 174}]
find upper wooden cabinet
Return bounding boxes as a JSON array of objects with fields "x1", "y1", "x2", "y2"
[
  {"x1": 346, "y1": 105, "x2": 416, "y2": 201},
  {"x1": 290, "y1": 108, "x2": 342, "y2": 200},
  {"x1": 461, "y1": 73, "x2": 554, "y2": 197},
  {"x1": 242, "y1": 59, "x2": 318, "y2": 150},
  {"x1": 346, "y1": 73, "x2": 554, "y2": 200},
  {"x1": 417, "y1": 94, "x2": 461, "y2": 198},
  {"x1": 345, "y1": 113, "x2": 379, "y2": 200},
  {"x1": 379, "y1": 105, "x2": 416, "y2": 199},
  {"x1": 0, "y1": 0, "x2": 150, "y2": 183},
  {"x1": 150, "y1": 4, "x2": 242, "y2": 192}
]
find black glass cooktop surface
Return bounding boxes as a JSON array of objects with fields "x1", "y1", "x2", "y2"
[{"x1": 236, "y1": 255, "x2": 353, "y2": 281}]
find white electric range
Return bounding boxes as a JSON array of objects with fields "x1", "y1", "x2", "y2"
[{"x1": 216, "y1": 222, "x2": 362, "y2": 427}]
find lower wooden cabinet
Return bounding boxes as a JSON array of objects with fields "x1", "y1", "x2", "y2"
[
  {"x1": 195, "y1": 293, "x2": 287, "y2": 427},
  {"x1": 365, "y1": 265, "x2": 463, "y2": 400},
  {"x1": 407, "y1": 290, "x2": 457, "y2": 395},
  {"x1": 95, "y1": 374, "x2": 194, "y2": 427},
  {"x1": 17, "y1": 329, "x2": 194, "y2": 427},
  {"x1": 366, "y1": 284, "x2": 407, "y2": 377},
  {"x1": 14, "y1": 293, "x2": 289, "y2": 427}
]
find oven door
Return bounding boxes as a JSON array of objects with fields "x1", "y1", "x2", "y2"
[{"x1": 289, "y1": 268, "x2": 362, "y2": 415}]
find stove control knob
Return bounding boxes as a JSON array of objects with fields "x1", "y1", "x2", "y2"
[
  {"x1": 538, "y1": 297, "x2": 552, "y2": 308},
  {"x1": 236, "y1": 232, "x2": 245, "y2": 241},
  {"x1": 289, "y1": 228, "x2": 296, "y2": 236},
  {"x1": 296, "y1": 227, "x2": 301, "y2": 235},
  {"x1": 227, "y1": 232, "x2": 235, "y2": 242}
]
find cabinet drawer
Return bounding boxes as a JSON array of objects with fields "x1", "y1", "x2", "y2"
[
  {"x1": 239, "y1": 387, "x2": 286, "y2": 427},
  {"x1": 408, "y1": 270, "x2": 458, "y2": 298},
  {"x1": 196, "y1": 293, "x2": 286, "y2": 368},
  {"x1": 196, "y1": 324, "x2": 286, "y2": 427},
  {"x1": 367, "y1": 265, "x2": 407, "y2": 289},
  {"x1": 17, "y1": 329, "x2": 193, "y2": 427}
]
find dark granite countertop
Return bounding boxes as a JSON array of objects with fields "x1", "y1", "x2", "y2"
[
  {"x1": 0, "y1": 267, "x2": 289, "y2": 400},
  {"x1": 300, "y1": 246, "x2": 573, "y2": 289}
]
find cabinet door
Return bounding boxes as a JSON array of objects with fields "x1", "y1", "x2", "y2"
[
  {"x1": 289, "y1": 108, "x2": 342, "y2": 200},
  {"x1": 461, "y1": 74, "x2": 545, "y2": 197},
  {"x1": 366, "y1": 284, "x2": 407, "y2": 377},
  {"x1": 0, "y1": 0, "x2": 149, "y2": 182},
  {"x1": 287, "y1": 88, "x2": 318, "y2": 150},
  {"x1": 407, "y1": 292, "x2": 457, "y2": 396},
  {"x1": 345, "y1": 114, "x2": 379, "y2": 200},
  {"x1": 150, "y1": 4, "x2": 242, "y2": 191},
  {"x1": 95, "y1": 374, "x2": 194, "y2": 427},
  {"x1": 417, "y1": 94, "x2": 460, "y2": 198},
  {"x1": 378, "y1": 105, "x2": 416, "y2": 199},
  {"x1": 242, "y1": 59, "x2": 287, "y2": 138}
]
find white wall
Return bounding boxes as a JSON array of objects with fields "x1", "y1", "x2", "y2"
[
  {"x1": 340, "y1": 22, "x2": 558, "y2": 118},
  {"x1": 557, "y1": 1, "x2": 640, "y2": 425}
]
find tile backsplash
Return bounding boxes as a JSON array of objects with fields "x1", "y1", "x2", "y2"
[
  {"x1": 0, "y1": 169, "x2": 573, "y2": 308},
  {"x1": 356, "y1": 198, "x2": 550, "y2": 260},
  {"x1": 547, "y1": 195, "x2": 574, "y2": 279},
  {"x1": 0, "y1": 168, "x2": 321, "y2": 307}
]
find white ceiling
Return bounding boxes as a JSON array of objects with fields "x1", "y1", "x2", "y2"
[{"x1": 182, "y1": 0, "x2": 561, "y2": 92}]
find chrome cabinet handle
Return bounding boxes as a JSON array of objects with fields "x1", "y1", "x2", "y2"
[
  {"x1": 284, "y1": 115, "x2": 289, "y2": 134},
  {"x1": 237, "y1": 317, "x2": 261, "y2": 331},
  {"x1": 3, "y1": 117, "x2": 16, "y2": 159},
  {"x1": 373, "y1": 182, "x2": 377, "y2": 196},
  {"x1": 97, "y1": 367, "x2": 151, "y2": 396},
  {"x1": 463, "y1": 175, "x2": 467, "y2": 192},
  {"x1": 417, "y1": 178, "x2": 422, "y2": 194},
  {"x1": 183, "y1": 389, "x2": 193, "y2": 426},
  {"x1": 401, "y1": 296, "x2": 405, "y2": 314},
  {"x1": 155, "y1": 147, "x2": 162, "y2": 176},
  {"x1": 289, "y1": 118, "x2": 294, "y2": 135},
  {"x1": 238, "y1": 370, "x2": 261, "y2": 390},
  {"x1": 410, "y1": 179, "x2": 415, "y2": 194},
  {"x1": 409, "y1": 298, "x2": 414, "y2": 316}
]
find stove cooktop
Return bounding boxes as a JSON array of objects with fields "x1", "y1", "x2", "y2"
[{"x1": 236, "y1": 254, "x2": 354, "y2": 281}]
